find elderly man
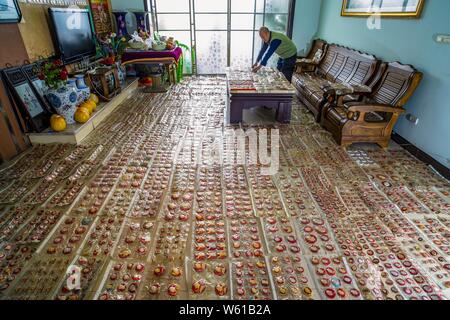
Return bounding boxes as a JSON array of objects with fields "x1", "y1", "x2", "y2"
[{"x1": 252, "y1": 27, "x2": 298, "y2": 82}]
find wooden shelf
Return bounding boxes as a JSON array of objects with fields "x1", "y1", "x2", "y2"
[{"x1": 27, "y1": 79, "x2": 139, "y2": 145}]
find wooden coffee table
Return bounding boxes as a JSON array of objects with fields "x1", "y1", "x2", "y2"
[{"x1": 226, "y1": 67, "x2": 296, "y2": 124}]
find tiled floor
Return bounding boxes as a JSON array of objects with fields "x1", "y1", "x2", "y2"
[{"x1": 0, "y1": 76, "x2": 449, "y2": 300}]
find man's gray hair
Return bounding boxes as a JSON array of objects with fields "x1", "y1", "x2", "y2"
[{"x1": 259, "y1": 26, "x2": 270, "y2": 33}]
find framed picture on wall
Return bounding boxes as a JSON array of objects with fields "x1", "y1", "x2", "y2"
[
  {"x1": 341, "y1": 0, "x2": 425, "y2": 18},
  {"x1": 1, "y1": 67, "x2": 51, "y2": 133},
  {"x1": 89, "y1": 0, "x2": 113, "y2": 35},
  {"x1": 0, "y1": 0, "x2": 22, "y2": 23}
]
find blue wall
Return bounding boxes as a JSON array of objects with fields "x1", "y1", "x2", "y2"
[
  {"x1": 315, "y1": 0, "x2": 450, "y2": 168},
  {"x1": 110, "y1": 0, "x2": 144, "y2": 11},
  {"x1": 292, "y1": 0, "x2": 323, "y2": 56}
]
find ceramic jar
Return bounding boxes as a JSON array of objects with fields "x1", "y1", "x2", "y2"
[
  {"x1": 112, "y1": 11, "x2": 128, "y2": 37},
  {"x1": 46, "y1": 86, "x2": 78, "y2": 124},
  {"x1": 67, "y1": 78, "x2": 83, "y2": 105},
  {"x1": 75, "y1": 74, "x2": 90, "y2": 102},
  {"x1": 132, "y1": 11, "x2": 148, "y2": 31}
]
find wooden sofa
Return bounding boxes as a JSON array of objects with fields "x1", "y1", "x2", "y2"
[
  {"x1": 292, "y1": 43, "x2": 380, "y2": 122},
  {"x1": 321, "y1": 62, "x2": 423, "y2": 148}
]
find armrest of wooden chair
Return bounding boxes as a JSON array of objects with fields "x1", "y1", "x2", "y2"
[
  {"x1": 345, "y1": 102, "x2": 405, "y2": 122},
  {"x1": 325, "y1": 85, "x2": 373, "y2": 106}
]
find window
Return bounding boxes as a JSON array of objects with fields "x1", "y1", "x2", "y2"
[{"x1": 148, "y1": 0, "x2": 294, "y2": 74}]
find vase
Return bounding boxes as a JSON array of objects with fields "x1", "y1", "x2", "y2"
[
  {"x1": 116, "y1": 62, "x2": 126, "y2": 87},
  {"x1": 112, "y1": 11, "x2": 128, "y2": 37},
  {"x1": 132, "y1": 11, "x2": 148, "y2": 31},
  {"x1": 67, "y1": 78, "x2": 83, "y2": 105},
  {"x1": 46, "y1": 86, "x2": 78, "y2": 125},
  {"x1": 75, "y1": 74, "x2": 91, "y2": 102}
]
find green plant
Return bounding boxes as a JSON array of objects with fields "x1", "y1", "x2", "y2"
[
  {"x1": 96, "y1": 32, "x2": 127, "y2": 61},
  {"x1": 36, "y1": 59, "x2": 68, "y2": 89}
]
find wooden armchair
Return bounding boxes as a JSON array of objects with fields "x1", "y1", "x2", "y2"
[
  {"x1": 295, "y1": 39, "x2": 327, "y2": 74},
  {"x1": 321, "y1": 62, "x2": 423, "y2": 148}
]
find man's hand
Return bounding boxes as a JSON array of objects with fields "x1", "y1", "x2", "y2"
[{"x1": 252, "y1": 64, "x2": 262, "y2": 73}]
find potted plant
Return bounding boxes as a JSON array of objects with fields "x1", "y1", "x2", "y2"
[
  {"x1": 96, "y1": 33, "x2": 128, "y2": 85},
  {"x1": 37, "y1": 59, "x2": 78, "y2": 124}
]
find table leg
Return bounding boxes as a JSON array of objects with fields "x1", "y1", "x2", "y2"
[
  {"x1": 170, "y1": 63, "x2": 177, "y2": 84},
  {"x1": 276, "y1": 102, "x2": 292, "y2": 123},
  {"x1": 230, "y1": 101, "x2": 243, "y2": 124},
  {"x1": 165, "y1": 65, "x2": 172, "y2": 84}
]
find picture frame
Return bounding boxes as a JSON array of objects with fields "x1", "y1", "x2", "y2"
[
  {"x1": 0, "y1": 0, "x2": 22, "y2": 24},
  {"x1": 1, "y1": 66, "x2": 51, "y2": 133},
  {"x1": 22, "y1": 63, "x2": 53, "y2": 113},
  {"x1": 89, "y1": 0, "x2": 113, "y2": 35},
  {"x1": 341, "y1": 0, "x2": 425, "y2": 18}
]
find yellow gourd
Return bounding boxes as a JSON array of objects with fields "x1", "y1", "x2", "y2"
[
  {"x1": 50, "y1": 114, "x2": 66, "y2": 132},
  {"x1": 80, "y1": 100, "x2": 96, "y2": 115},
  {"x1": 87, "y1": 98, "x2": 97, "y2": 112},
  {"x1": 89, "y1": 93, "x2": 99, "y2": 104},
  {"x1": 74, "y1": 107, "x2": 90, "y2": 123}
]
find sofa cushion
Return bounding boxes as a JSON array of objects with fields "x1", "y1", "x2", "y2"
[
  {"x1": 293, "y1": 73, "x2": 329, "y2": 107},
  {"x1": 293, "y1": 73, "x2": 332, "y2": 92},
  {"x1": 313, "y1": 49, "x2": 323, "y2": 63}
]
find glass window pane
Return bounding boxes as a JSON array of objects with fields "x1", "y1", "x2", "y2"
[
  {"x1": 157, "y1": 14, "x2": 190, "y2": 30},
  {"x1": 194, "y1": 0, "x2": 227, "y2": 13},
  {"x1": 231, "y1": 0, "x2": 255, "y2": 13},
  {"x1": 196, "y1": 31, "x2": 227, "y2": 74},
  {"x1": 158, "y1": 31, "x2": 191, "y2": 46},
  {"x1": 266, "y1": 0, "x2": 290, "y2": 13},
  {"x1": 255, "y1": 0, "x2": 265, "y2": 13},
  {"x1": 195, "y1": 14, "x2": 228, "y2": 30},
  {"x1": 253, "y1": 31, "x2": 264, "y2": 61},
  {"x1": 231, "y1": 14, "x2": 254, "y2": 30},
  {"x1": 230, "y1": 31, "x2": 254, "y2": 69},
  {"x1": 254, "y1": 13, "x2": 264, "y2": 30},
  {"x1": 155, "y1": 0, "x2": 190, "y2": 13},
  {"x1": 264, "y1": 13, "x2": 288, "y2": 33}
]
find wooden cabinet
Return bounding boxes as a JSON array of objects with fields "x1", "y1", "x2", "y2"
[{"x1": 0, "y1": 24, "x2": 30, "y2": 164}]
